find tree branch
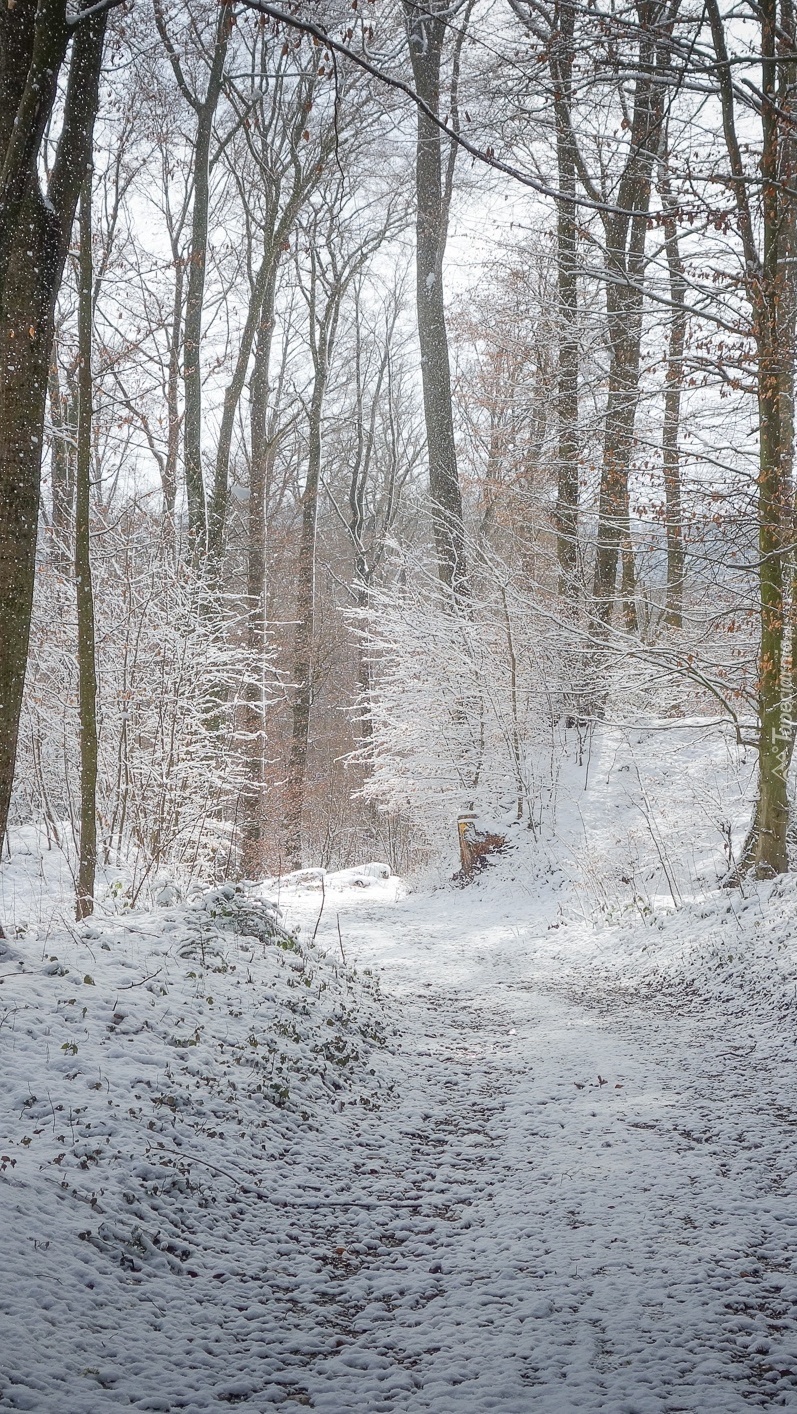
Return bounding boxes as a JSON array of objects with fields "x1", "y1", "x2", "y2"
[
  {"x1": 237, "y1": 0, "x2": 657, "y2": 218},
  {"x1": 67, "y1": 0, "x2": 126, "y2": 28}
]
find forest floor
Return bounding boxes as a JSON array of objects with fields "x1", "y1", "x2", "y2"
[
  {"x1": 265, "y1": 871, "x2": 797, "y2": 1413},
  {"x1": 1, "y1": 857, "x2": 797, "y2": 1411},
  {"x1": 2, "y1": 723, "x2": 797, "y2": 1410}
]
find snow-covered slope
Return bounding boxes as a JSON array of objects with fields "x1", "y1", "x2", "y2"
[{"x1": 0, "y1": 884, "x2": 396, "y2": 1412}]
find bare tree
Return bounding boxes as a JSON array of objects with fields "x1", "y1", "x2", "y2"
[
  {"x1": 75, "y1": 177, "x2": 98, "y2": 919},
  {"x1": 283, "y1": 192, "x2": 400, "y2": 868},
  {"x1": 207, "y1": 30, "x2": 340, "y2": 561},
  {"x1": 702, "y1": 0, "x2": 797, "y2": 875},
  {"x1": 510, "y1": 0, "x2": 580, "y2": 594},
  {"x1": 658, "y1": 136, "x2": 686, "y2": 629},
  {"x1": 154, "y1": 0, "x2": 235, "y2": 547},
  {"x1": 0, "y1": 0, "x2": 112, "y2": 864},
  {"x1": 403, "y1": 0, "x2": 472, "y2": 601}
]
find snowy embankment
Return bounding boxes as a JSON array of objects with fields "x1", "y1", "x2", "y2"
[{"x1": 0, "y1": 873, "x2": 399, "y2": 1412}]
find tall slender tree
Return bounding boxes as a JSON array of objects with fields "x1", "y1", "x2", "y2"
[
  {"x1": 75, "y1": 176, "x2": 98, "y2": 920},
  {"x1": 283, "y1": 192, "x2": 399, "y2": 869},
  {"x1": 658, "y1": 139, "x2": 687, "y2": 630},
  {"x1": 403, "y1": 0, "x2": 471, "y2": 601},
  {"x1": 154, "y1": 0, "x2": 234, "y2": 548},
  {"x1": 703, "y1": 0, "x2": 797, "y2": 875},
  {"x1": 510, "y1": 0, "x2": 581, "y2": 593}
]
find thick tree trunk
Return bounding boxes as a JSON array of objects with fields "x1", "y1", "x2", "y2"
[
  {"x1": 744, "y1": 339, "x2": 790, "y2": 876},
  {"x1": 0, "y1": 199, "x2": 54, "y2": 857},
  {"x1": 75, "y1": 178, "x2": 98, "y2": 920},
  {"x1": 592, "y1": 290, "x2": 643, "y2": 632},
  {"x1": 0, "y1": 1, "x2": 108, "y2": 859},
  {"x1": 588, "y1": 10, "x2": 666, "y2": 636},
  {"x1": 705, "y1": 0, "x2": 796, "y2": 876},
  {"x1": 403, "y1": 0, "x2": 468, "y2": 601},
  {"x1": 744, "y1": 0, "x2": 793, "y2": 875}
]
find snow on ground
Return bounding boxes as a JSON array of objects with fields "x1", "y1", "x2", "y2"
[{"x1": 2, "y1": 722, "x2": 797, "y2": 1410}]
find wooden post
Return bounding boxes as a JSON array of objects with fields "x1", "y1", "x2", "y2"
[{"x1": 457, "y1": 812, "x2": 478, "y2": 875}]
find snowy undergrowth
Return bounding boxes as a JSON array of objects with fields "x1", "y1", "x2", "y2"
[
  {"x1": 449, "y1": 824, "x2": 797, "y2": 1036},
  {"x1": 563, "y1": 872, "x2": 797, "y2": 1030},
  {"x1": 407, "y1": 709, "x2": 797, "y2": 1035}
]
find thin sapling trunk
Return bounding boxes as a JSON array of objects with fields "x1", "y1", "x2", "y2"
[{"x1": 75, "y1": 176, "x2": 98, "y2": 919}]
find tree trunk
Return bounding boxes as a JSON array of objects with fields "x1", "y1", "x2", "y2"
[
  {"x1": 182, "y1": 107, "x2": 212, "y2": 548},
  {"x1": 283, "y1": 338, "x2": 329, "y2": 871},
  {"x1": 280, "y1": 205, "x2": 380, "y2": 869},
  {"x1": 164, "y1": 259, "x2": 183, "y2": 521},
  {"x1": 75, "y1": 177, "x2": 98, "y2": 920},
  {"x1": 48, "y1": 352, "x2": 76, "y2": 568},
  {"x1": 0, "y1": 3, "x2": 108, "y2": 858},
  {"x1": 403, "y1": 0, "x2": 468, "y2": 601},
  {"x1": 705, "y1": 0, "x2": 796, "y2": 876},
  {"x1": 592, "y1": 291, "x2": 643, "y2": 632},
  {"x1": 744, "y1": 0, "x2": 793, "y2": 875},
  {"x1": 588, "y1": 9, "x2": 666, "y2": 635},
  {"x1": 551, "y1": 0, "x2": 580, "y2": 597},
  {"x1": 661, "y1": 177, "x2": 686, "y2": 629},
  {"x1": 745, "y1": 337, "x2": 790, "y2": 876},
  {"x1": 0, "y1": 198, "x2": 53, "y2": 858},
  {"x1": 207, "y1": 251, "x2": 277, "y2": 561},
  {"x1": 155, "y1": 0, "x2": 233, "y2": 549},
  {"x1": 239, "y1": 292, "x2": 277, "y2": 878},
  {"x1": 347, "y1": 297, "x2": 395, "y2": 752}
]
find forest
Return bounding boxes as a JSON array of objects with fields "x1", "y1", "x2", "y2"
[
  {"x1": 3, "y1": 0, "x2": 795, "y2": 910},
  {"x1": 4, "y1": 1, "x2": 797, "y2": 1409}
]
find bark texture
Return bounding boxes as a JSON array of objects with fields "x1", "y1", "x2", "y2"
[
  {"x1": 707, "y1": 0, "x2": 797, "y2": 875},
  {"x1": 660, "y1": 154, "x2": 686, "y2": 629},
  {"x1": 551, "y1": 0, "x2": 580, "y2": 596},
  {"x1": 590, "y1": 4, "x2": 670, "y2": 633},
  {"x1": 403, "y1": 0, "x2": 468, "y2": 601},
  {"x1": 0, "y1": 1, "x2": 108, "y2": 858},
  {"x1": 75, "y1": 178, "x2": 98, "y2": 920}
]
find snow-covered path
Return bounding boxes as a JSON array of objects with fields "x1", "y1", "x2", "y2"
[
  {"x1": 274, "y1": 884, "x2": 797, "y2": 1413},
  {"x1": 3, "y1": 872, "x2": 797, "y2": 1412}
]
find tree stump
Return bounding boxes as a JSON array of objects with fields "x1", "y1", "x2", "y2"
[{"x1": 456, "y1": 813, "x2": 506, "y2": 880}]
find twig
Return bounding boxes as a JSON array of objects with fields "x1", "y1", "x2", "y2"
[
  {"x1": 149, "y1": 1144, "x2": 425, "y2": 1210},
  {"x1": 311, "y1": 875, "x2": 326, "y2": 944},
  {"x1": 62, "y1": 920, "x2": 96, "y2": 962},
  {"x1": 118, "y1": 968, "x2": 163, "y2": 991},
  {"x1": 336, "y1": 913, "x2": 346, "y2": 966}
]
